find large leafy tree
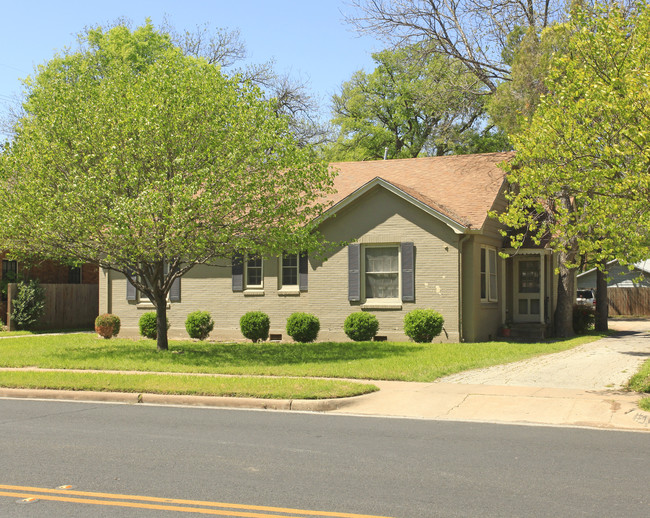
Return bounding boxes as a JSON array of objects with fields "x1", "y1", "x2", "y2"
[
  {"x1": 0, "y1": 22, "x2": 334, "y2": 350},
  {"x1": 327, "y1": 44, "x2": 507, "y2": 160},
  {"x1": 488, "y1": 24, "x2": 569, "y2": 136},
  {"x1": 498, "y1": 2, "x2": 650, "y2": 337}
]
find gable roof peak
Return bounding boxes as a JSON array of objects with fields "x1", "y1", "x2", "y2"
[{"x1": 324, "y1": 152, "x2": 512, "y2": 231}]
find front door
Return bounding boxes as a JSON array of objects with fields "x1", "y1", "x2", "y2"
[{"x1": 514, "y1": 257, "x2": 541, "y2": 323}]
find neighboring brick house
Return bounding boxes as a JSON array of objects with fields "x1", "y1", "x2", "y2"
[
  {"x1": 1, "y1": 253, "x2": 99, "y2": 325},
  {"x1": 99, "y1": 152, "x2": 561, "y2": 342}
]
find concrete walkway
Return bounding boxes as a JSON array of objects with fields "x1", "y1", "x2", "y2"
[{"x1": 1, "y1": 320, "x2": 649, "y2": 432}]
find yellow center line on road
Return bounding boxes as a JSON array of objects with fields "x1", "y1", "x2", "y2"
[{"x1": 0, "y1": 485, "x2": 394, "y2": 518}]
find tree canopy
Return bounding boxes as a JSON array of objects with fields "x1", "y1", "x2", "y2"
[
  {"x1": 498, "y1": 2, "x2": 650, "y2": 336},
  {"x1": 0, "y1": 22, "x2": 334, "y2": 350},
  {"x1": 327, "y1": 44, "x2": 508, "y2": 161},
  {"x1": 347, "y1": 0, "x2": 566, "y2": 93}
]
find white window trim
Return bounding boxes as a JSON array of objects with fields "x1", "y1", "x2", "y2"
[
  {"x1": 481, "y1": 246, "x2": 499, "y2": 303},
  {"x1": 278, "y1": 253, "x2": 300, "y2": 295},
  {"x1": 361, "y1": 243, "x2": 402, "y2": 307},
  {"x1": 244, "y1": 255, "x2": 264, "y2": 293}
]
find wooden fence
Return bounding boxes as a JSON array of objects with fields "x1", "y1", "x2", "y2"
[
  {"x1": 608, "y1": 287, "x2": 650, "y2": 316},
  {"x1": 7, "y1": 283, "x2": 98, "y2": 331}
]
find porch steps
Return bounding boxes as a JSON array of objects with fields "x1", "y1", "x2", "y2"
[{"x1": 509, "y1": 323, "x2": 548, "y2": 341}]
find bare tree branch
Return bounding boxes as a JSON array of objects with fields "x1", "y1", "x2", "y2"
[{"x1": 345, "y1": 0, "x2": 566, "y2": 92}]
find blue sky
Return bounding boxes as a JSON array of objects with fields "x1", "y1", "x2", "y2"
[{"x1": 0, "y1": 0, "x2": 383, "y2": 133}]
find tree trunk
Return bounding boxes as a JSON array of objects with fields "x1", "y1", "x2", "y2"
[
  {"x1": 554, "y1": 251, "x2": 576, "y2": 338},
  {"x1": 595, "y1": 265, "x2": 608, "y2": 332},
  {"x1": 154, "y1": 294, "x2": 169, "y2": 351}
]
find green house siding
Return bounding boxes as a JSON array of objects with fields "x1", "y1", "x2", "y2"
[{"x1": 102, "y1": 185, "x2": 467, "y2": 341}]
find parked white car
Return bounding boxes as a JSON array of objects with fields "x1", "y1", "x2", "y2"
[{"x1": 576, "y1": 289, "x2": 596, "y2": 306}]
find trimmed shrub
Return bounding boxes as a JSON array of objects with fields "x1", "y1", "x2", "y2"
[
  {"x1": 344, "y1": 312, "x2": 379, "y2": 342},
  {"x1": 139, "y1": 311, "x2": 170, "y2": 339},
  {"x1": 185, "y1": 310, "x2": 214, "y2": 340},
  {"x1": 403, "y1": 309, "x2": 444, "y2": 343},
  {"x1": 573, "y1": 304, "x2": 595, "y2": 334},
  {"x1": 286, "y1": 312, "x2": 320, "y2": 343},
  {"x1": 95, "y1": 313, "x2": 121, "y2": 339},
  {"x1": 11, "y1": 280, "x2": 45, "y2": 330},
  {"x1": 240, "y1": 311, "x2": 270, "y2": 342}
]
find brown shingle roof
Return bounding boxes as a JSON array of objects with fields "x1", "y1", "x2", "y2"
[{"x1": 325, "y1": 152, "x2": 513, "y2": 231}]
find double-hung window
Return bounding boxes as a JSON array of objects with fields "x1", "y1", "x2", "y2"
[
  {"x1": 480, "y1": 246, "x2": 498, "y2": 302},
  {"x1": 348, "y1": 242, "x2": 414, "y2": 304},
  {"x1": 245, "y1": 256, "x2": 263, "y2": 289},
  {"x1": 125, "y1": 264, "x2": 181, "y2": 303},
  {"x1": 364, "y1": 246, "x2": 399, "y2": 299},
  {"x1": 232, "y1": 252, "x2": 307, "y2": 294},
  {"x1": 281, "y1": 254, "x2": 298, "y2": 287}
]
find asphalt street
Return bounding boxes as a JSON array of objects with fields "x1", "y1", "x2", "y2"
[{"x1": 0, "y1": 399, "x2": 648, "y2": 517}]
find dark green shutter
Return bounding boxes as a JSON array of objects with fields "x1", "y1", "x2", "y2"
[
  {"x1": 348, "y1": 244, "x2": 361, "y2": 302},
  {"x1": 299, "y1": 253, "x2": 308, "y2": 291},
  {"x1": 401, "y1": 242, "x2": 414, "y2": 302},
  {"x1": 126, "y1": 270, "x2": 137, "y2": 301},
  {"x1": 232, "y1": 253, "x2": 244, "y2": 292},
  {"x1": 170, "y1": 277, "x2": 181, "y2": 302}
]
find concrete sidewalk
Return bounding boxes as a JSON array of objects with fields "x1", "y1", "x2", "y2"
[
  {"x1": 329, "y1": 380, "x2": 650, "y2": 431},
  {"x1": 2, "y1": 379, "x2": 647, "y2": 432}
]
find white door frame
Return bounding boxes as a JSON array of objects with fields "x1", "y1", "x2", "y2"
[{"x1": 513, "y1": 253, "x2": 545, "y2": 324}]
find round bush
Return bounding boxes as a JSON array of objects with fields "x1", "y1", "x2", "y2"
[
  {"x1": 403, "y1": 309, "x2": 444, "y2": 343},
  {"x1": 185, "y1": 310, "x2": 214, "y2": 340},
  {"x1": 344, "y1": 312, "x2": 379, "y2": 342},
  {"x1": 95, "y1": 313, "x2": 121, "y2": 339},
  {"x1": 240, "y1": 311, "x2": 270, "y2": 342},
  {"x1": 139, "y1": 311, "x2": 170, "y2": 339},
  {"x1": 286, "y1": 312, "x2": 320, "y2": 343},
  {"x1": 573, "y1": 304, "x2": 595, "y2": 334}
]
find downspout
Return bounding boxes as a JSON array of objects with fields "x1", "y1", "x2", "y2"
[{"x1": 458, "y1": 233, "x2": 471, "y2": 342}]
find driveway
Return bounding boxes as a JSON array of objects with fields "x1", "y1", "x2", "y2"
[
  {"x1": 436, "y1": 318, "x2": 650, "y2": 390},
  {"x1": 333, "y1": 319, "x2": 650, "y2": 430}
]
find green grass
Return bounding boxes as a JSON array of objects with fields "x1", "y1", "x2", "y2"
[
  {"x1": 627, "y1": 358, "x2": 650, "y2": 411},
  {"x1": 0, "y1": 333, "x2": 601, "y2": 381},
  {"x1": 0, "y1": 371, "x2": 376, "y2": 399}
]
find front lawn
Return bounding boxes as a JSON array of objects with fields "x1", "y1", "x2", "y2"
[
  {"x1": 0, "y1": 333, "x2": 601, "y2": 381},
  {"x1": 0, "y1": 370, "x2": 375, "y2": 399}
]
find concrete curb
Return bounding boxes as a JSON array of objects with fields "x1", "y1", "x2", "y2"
[{"x1": 0, "y1": 388, "x2": 349, "y2": 412}]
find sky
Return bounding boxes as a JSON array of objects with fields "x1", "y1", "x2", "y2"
[{"x1": 0, "y1": 0, "x2": 383, "y2": 136}]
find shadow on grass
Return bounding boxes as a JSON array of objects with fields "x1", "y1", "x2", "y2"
[{"x1": 46, "y1": 338, "x2": 424, "y2": 370}]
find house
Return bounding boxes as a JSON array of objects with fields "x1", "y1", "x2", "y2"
[
  {"x1": 99, "y1": 152, "x2": 562, "y2": 342},
  {"x1": 577, "y1": 260, "x2": 650, "y2": 289},
  {"x1": 1, "y1": 253, "x2": 99, "y2": 328},
  {"x1": 577, "y1": 259, "x2": 650, "y2": 316}
]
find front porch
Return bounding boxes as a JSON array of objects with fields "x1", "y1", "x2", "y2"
[{"x1": 502, "y1": 249, "x2": 557, "y2": 339}]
